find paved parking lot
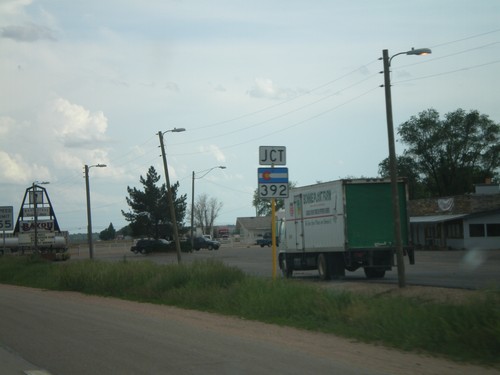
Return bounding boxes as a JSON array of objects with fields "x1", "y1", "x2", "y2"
[{"x1": 69, "y1": 241, "x2": 500, "y2": 290}]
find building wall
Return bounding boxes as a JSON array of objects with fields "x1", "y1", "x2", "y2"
[
  {"x1": 463, "y1": 213, "x2": 500, "y2": 250},
  {"x1": 411, "y1": 212, "x2": 500, "y2": 250}
]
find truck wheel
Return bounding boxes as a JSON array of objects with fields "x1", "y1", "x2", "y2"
[
  {"x1": 140, "y1": 248, "x2": 147, "y2": 255},
  {"x1": 317, "y1": 253, "x2": 331, "y2": 281},
  {"x1": 364, "y1": 268, "x2": 386, "y2": 278},
  {"x1": 208, "y1": 245, "x2": 213, "y2": 250}
]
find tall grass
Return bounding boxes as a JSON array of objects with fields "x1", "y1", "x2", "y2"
[{"x1": 0, "y1": 256, "x2": 498, "y2": 366}]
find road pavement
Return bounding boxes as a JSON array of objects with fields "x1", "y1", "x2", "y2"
[
  {"x1": 1, "y1": 284, "x2": 498, "y2": 375},
  {"x1": 70, "y1": 242, "x2": 500, "y2": 290}
]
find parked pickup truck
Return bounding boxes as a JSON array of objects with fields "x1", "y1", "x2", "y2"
[{"x1": 256, "y1": 233, "x2": 274, "y2": 247}]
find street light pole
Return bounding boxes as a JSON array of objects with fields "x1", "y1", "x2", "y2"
[
  {"x1": 85, "y1": 163, "x2": 107, "y2": 259},
  {"x1": 190, "y1": 166, "x2": 226, "y2": 248},
  {"x1": 158, "y1": 128, "x2": 186, "y2": 264},
  {"x1": 382, "y1": 47, "x2": 431, "y2": 288}
]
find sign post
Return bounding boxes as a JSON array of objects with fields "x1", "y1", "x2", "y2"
[{"x1": 258, "y1": 146, "x2": 288, "y2": 279}]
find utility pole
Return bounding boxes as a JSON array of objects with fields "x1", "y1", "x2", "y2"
[{"x1": 158, "y1": 130, "x2": 183, "y2": 263}]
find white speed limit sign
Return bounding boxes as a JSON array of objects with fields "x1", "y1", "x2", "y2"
[{"x1": 0, "y1": 206, "x2": 14, "y2": 231}]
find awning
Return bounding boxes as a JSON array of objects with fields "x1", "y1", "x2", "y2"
[{"x1": 410, "y1": 214, "x2": 467, "y2": 224}]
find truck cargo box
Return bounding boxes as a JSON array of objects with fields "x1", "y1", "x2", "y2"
[{"x1": 278, "y1": 179, "x2": 413, "y2": 280}]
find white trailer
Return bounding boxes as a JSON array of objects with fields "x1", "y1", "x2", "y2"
[{"x1": 278, "y1": 179, "x2": 414, "y2": 280}]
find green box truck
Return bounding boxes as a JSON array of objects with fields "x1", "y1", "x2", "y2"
[{"x1": 278, "y1": 178, "x2": 414, "y2": 280}]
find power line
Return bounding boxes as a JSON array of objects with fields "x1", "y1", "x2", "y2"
[
  {"x1": 394, "y1": 59, "x2": 500, "y2": 84},
  {"x1": 188, "y1": 59, "x2": 380, "y2": 132},
  {"x1": 171, "y1": 85, "x2": 380, "y2": 157},
  {"x1": 429, "y1": 28, "x2": 500, "y2": 49}
]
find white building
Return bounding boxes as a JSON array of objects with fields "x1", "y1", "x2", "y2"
[{"x1": 410, "y1": 184, "x2": 500, "y2": 250}]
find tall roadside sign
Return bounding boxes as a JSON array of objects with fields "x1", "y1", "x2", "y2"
[
  {"x1": 1, "y1": 206, "x2": 13, "y2": 253},
  {"x1": 258, "y1": 146, "x2": 288, "y2": 278},
  {"x1": 0, "y1": 206, "x2": 13, "y2": 231}
]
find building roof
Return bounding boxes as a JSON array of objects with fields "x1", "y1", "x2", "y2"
[
  {"x1": 410, "y1": 214, "x2": 468, "y2": 224},
  {"x1": 236, "y1": 216, "x2": 271, "y2": 231}
]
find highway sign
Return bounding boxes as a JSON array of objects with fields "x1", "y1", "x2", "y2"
[
  {"x1": 258, "y1": 168, "x2": 289, "y2": 198},
  {"x1": 258, "y1": 167, "x2": 288, "y2": 183},
  {"x1": 259, "y1": 183, "x2": 289, "y2": 198},
  {"x1": 259, "y1": 146, "x2": 286, "y2": 165},
  {"x1": 0, "y1": 206, "x2": 13, "y2": 231}
]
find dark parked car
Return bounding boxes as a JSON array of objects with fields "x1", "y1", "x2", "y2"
[
  {"x1": 256, "y1": 232, "x2": 278, "y2": 247},
  {"x1": 131, "y1": 239, "x2": 171, "y2": 254},
  {"x1": 193, "y1": 236, "x2": 220, "y2": 251}
]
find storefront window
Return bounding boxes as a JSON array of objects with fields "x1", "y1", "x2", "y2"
[
  {"x1": 469, "y1": 224, "x2": 485, "y2": 237},
  {"x1": 486, "y1": 223, "x2": 500, "y2": 237}
]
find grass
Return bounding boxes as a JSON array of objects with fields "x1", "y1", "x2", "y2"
[{"x1": 0, "y1": 255, "x2": 499, "y2": 366}]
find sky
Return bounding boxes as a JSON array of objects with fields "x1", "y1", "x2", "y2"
[{"x1": 1, "y1": 0, "x2": 499, "y2": 234}]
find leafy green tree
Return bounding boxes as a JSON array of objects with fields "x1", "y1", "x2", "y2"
[
  {"x1": 378, "y1": 156, "x2": 429, "y2": 199},
  {"x1": 117, "y1": 224, "x2": 133, "y2": 237},
  {"x1": 99, "y1": 222, "x2": 116, "y2": 241},
  {"x1": 381, "y1": 108, "x2": 499, "y2": 197},
  {"x1": 122, "y1": 166, "x2": 187, "y2": 239}
]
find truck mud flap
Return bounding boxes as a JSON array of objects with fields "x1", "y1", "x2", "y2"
[{"x1": 405, "y1": 247, "x2": 415, "y2": 265}]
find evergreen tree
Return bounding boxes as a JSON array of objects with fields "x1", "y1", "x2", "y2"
[
  {"x1": 99, "y1": 222, "x2": 116, "y2": 241},
  {"x1": 122, "y1": 166, "x2": 187, "y2": 238}
]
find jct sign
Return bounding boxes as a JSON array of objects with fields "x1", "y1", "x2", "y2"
[{"x1": 259, "y1": 146, "x2": 286, "y2": 166}]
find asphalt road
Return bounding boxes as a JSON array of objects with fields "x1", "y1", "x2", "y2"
[
  {"x1": 1, "y1": 284, "x2": 497, "y2": 375},
  {"x1": 1, "y1": 244, "x2": 499, "y2": 374},
  {"x1": 76, "y1": 242, "x2": 500, "y2": 290}
]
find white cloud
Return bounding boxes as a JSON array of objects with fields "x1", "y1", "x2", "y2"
[
  {"x1": 0, "y1": 0, "x2": 32, "y2": 18},
  {"x1": 199, "y1": 144, "x2": 226, "y2": 163},
  {"x1": 247, "y1": 78, "x2": 297, "y2": 100},
  {"x1": 0, "y1": 98, "x2": 111, "y2": 184},
  {"x1": 0, "y1": 116, "x2": 14, "y2": 137},
  {"x1": 0, "y1": 150, "x2": 50, "y2": 183},
  {"x1": 44, "y1": 97, "x2": 109, "y2": 149}
]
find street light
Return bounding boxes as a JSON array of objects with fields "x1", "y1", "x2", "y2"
[
  {"x1": 84, "y1": 164, "x2": 107, "y2": 259},
  {"x1": 381, "y1": 47, "x2": 431, "y2": 288},
  {"x1": 190, "y1": 166, "x2": 226, "y2": 248},
  {"x1": 31, "y1": 181, "x2": 49, "y2": 252},
  {"x1": 158, "y1": 127, "x2": 186, "y2": 263}
]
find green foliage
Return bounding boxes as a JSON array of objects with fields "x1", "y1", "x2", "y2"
[
  {"x1": 99, "y1": 222, "x2": 116, "y2": 241},
  {"x1": 0, "y1": 257, "x2": 499, "y2": 365},
  {"x1": 382, "y1": 108, "x2": 500, "y2": 197},
  {"x1": 122, "y1": 166, "x2": 187, "y2": 239},
  {"x1": 378, "y1": 155, "x2": 429, "y2": 199}
]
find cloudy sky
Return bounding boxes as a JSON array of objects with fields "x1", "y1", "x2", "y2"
[{"x1": 1, "y1": 0, "x2": 499, "y2": 233}]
